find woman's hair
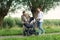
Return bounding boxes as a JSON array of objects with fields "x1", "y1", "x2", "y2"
[
  {"x1": 39, "y1": 6, "x2": 43, "y2": 11},
  {"x1": 37, "y1": 6, "x2": 42, "y2": 11}
]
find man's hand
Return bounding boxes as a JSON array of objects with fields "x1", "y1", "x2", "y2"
[{"x1": 36, "y1": 18, "x2": 40, "y2": 21}]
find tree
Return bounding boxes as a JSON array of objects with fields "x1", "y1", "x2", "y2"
[
  {"x1": 0, "y1": 0, "x2": 13, "y2": 27},
  {"x1": 0, "y1": 0, "x2": 60, "y2": 27},
  {"x1": 0, "y1": 0, "x2": 21, "y2": 27},
  {"x1": 22, "y1": 0, "x2": 60, "y2": 17}
]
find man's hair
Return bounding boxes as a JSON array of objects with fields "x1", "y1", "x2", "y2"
[{"x1": 23, "y1": 11, "x2": 25, "y2": 13}]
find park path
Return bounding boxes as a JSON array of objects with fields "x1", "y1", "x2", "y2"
[{"x1": 0, "y1": 33, "x2": 60, "y2": 39}]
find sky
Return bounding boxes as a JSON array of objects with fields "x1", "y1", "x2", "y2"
[
  {"x1": 44, "y1": 5, "x2": 60, "y2": 19},
  {"x1": 7, "y1": 5, "x2": 60, "y2": 19}
]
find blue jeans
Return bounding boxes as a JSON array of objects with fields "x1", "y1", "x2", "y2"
[{"x1": 37, "y1": 21, "x2": 45, "y2": 34}]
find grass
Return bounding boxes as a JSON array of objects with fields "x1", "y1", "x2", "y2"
[
  {"x1": 0, "y1": 29, "x2": 22, "y2": 36},
  {"x1": 43, "y1": 19, "x2": 60, "y2": 26},
  {"x1": 0, "y1": 25, "x2": 60, "y2": 36},
  {"x1": 44, "y1": 25, "x2": 60, "y2": 33},
  {"x1": 0, "y1": 19, "x2": 60, "y2": 36},
  {"x1": 0, "y1": 26, "x2": 23, "y2": 36},
  {"x1": 0, "y1": 34, "x2": 60, "y2": 40},
  {"x1": 0, "y1": 19, "x2": 60, "y2": 40}
]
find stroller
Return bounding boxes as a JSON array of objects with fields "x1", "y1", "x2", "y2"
[{"x1": 23, "y1": 17, "x2": 38, "y2": 36}]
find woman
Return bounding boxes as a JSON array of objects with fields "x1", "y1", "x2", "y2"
[{"x1": 36, "y1": 7, "x2": 45, "y2": 35}]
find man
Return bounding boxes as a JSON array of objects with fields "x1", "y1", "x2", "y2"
[
  {"x1": 21, "y1": 11, "x2": 36, "y2": 28},
  {"x1": 36, "y1": 7, "x2": 45, "y2": 35},
  {"x1": 21, "y1": 11, "x2": 28, "y2": 24}
]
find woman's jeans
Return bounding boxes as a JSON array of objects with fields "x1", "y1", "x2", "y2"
[{"x1": 37, "y1": 21, "x2": 45, "y2": 35}]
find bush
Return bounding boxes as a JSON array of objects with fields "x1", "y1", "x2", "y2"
[
  {"x1": 2, "y1": 17, "x2": 23, "y2": 28},
  {"x1": 2, "y1": 16, "x2": 15, "y2": 28},
  {"x1": 43, "y1": 19, "x2": 60, "y2": 26},
  {"x1": 14, "y1": 18, "x2": 23, "y2": 27}
]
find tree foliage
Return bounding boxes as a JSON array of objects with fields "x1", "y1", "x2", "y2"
[
  {"x1": 22, "y1": 0, "x2": 60, "y2": 11},
  {"x1": 0, "y1": 0, "x2": 60, "y2": 26}
]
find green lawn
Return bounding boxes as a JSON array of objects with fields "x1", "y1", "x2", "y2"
[
  {"x1": 0, "y1": 20, "x2": 60, "y2": 40},
  {"x1": 0, "y1": 25, "x2": 60, "y2": 36},
  {"x1": 0, "y1": 34, "x2": 60, "y2": 40},
  {"x1": 1, "y1": 19, "x2": 60, "y2": 36},
  {"x1": 0, "y1": 27, "x2": 23, "y2": 36}
]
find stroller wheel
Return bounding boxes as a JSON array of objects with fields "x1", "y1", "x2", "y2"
[
  {"x1": 35, "y1": 32, "x2": 39, "y2": 35},
  {"x1": 23, "y1": 31, "x2": 26, "y2": 36},
  {"x1": 27, "y1": 30, "x2": 31, "y2": 36},
  {"x1": 32, "y1": 30, "x2": 39, "y2": 35}
]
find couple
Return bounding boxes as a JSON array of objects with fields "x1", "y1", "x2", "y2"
[{"x1": 21, "y1": 7, "x2": 45, "y2": 35}]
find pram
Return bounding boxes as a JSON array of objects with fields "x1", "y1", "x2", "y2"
[{"x1": 23, "y1": 17, "x2": 38, "y2": 36}]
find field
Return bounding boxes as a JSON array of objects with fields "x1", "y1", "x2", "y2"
[
  {"x1": 0, "y1": 19, "x2": 60, "y2": 40},
  {"x1": 0, "y1": 34, "x2": 60, "y2": 40},
  {"x1": 0, "y1": 25, "x2": 60, "y2": 36}
]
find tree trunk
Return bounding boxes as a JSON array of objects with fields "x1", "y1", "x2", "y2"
[
  {"x1": 0, "y1": 0, "x2": 13, "y2": 27},
  {"x1": 0, "y1": 17, "x2": 4, "y2": 27}
]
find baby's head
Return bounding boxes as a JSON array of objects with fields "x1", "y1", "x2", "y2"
[{"x1": 25, "y1": 13, "x2": 30, "y2": 18}]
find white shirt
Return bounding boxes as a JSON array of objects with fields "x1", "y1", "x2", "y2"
[{"x1": 37, "y1": 11, "x2": 43, "y2": 22}]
